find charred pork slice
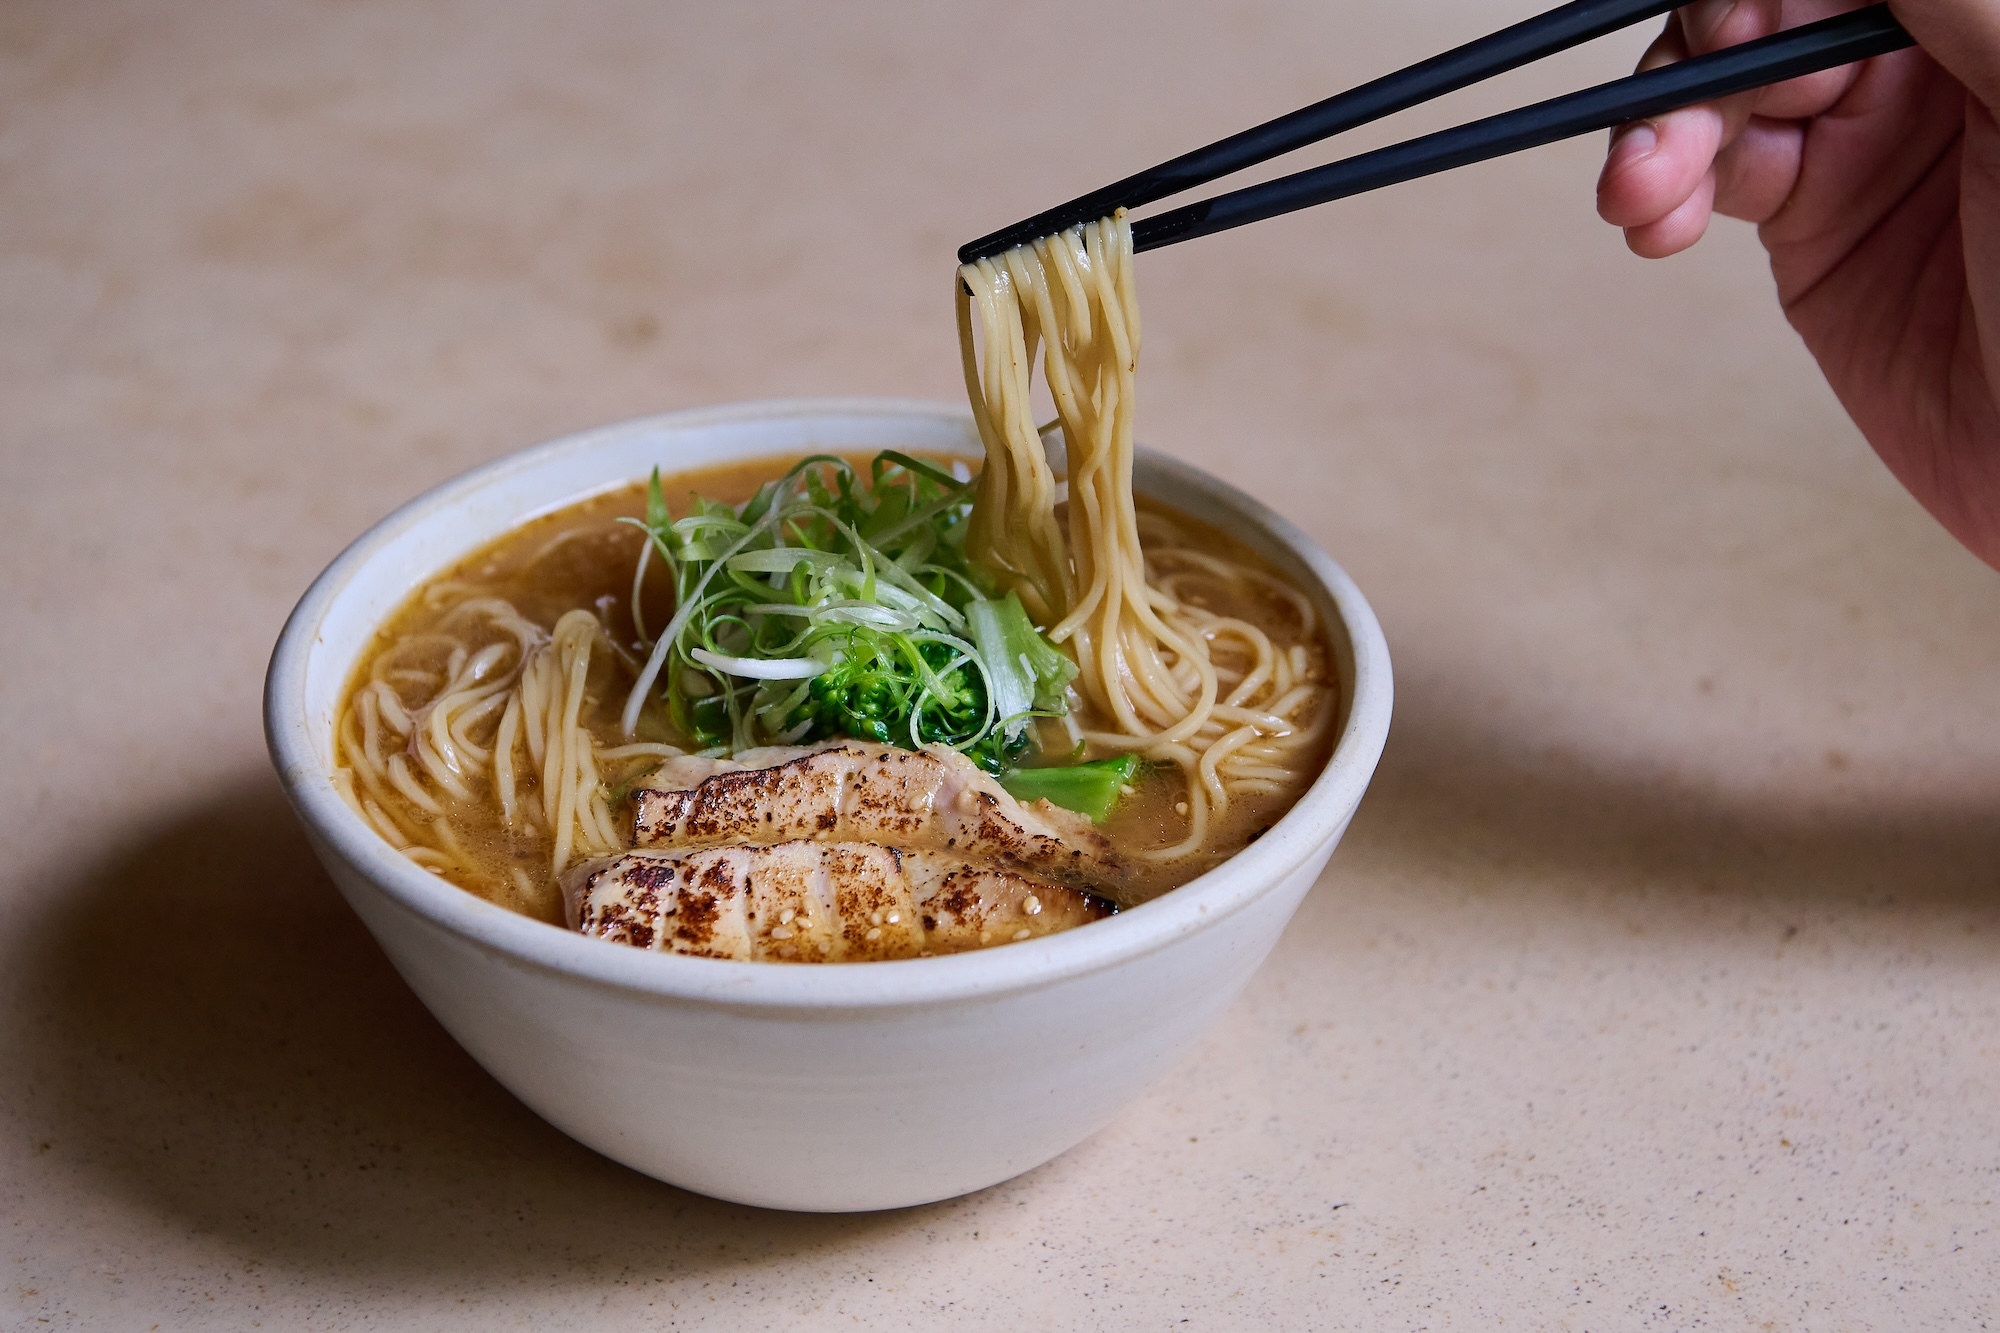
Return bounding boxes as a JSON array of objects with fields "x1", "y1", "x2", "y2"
[
  {"x1": 565, "y1": 842, "x2": 1111, "y2": 962},
  {"x1": 630, "y1": 742, "x2": 1125, "y2": 895}
]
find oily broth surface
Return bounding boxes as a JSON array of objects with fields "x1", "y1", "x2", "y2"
[
  {"x1": 343, "y1": 460, "x2": 777, "y2": 921},
  {"x1": 339, "y1": 454, "x2": 1336, "y2": 918},
  {"x1": 1071, "y1": 510, "x2": 1336, "y2": 896}
]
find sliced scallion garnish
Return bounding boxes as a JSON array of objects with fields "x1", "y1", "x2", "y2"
[{"x1": 620, "y1": 452, "x2": 1071, "y2": 772}]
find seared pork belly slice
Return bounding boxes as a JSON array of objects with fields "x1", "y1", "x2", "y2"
[
  {"x1": 630, "y1": 742, "x2": 1126, "y2": 896},
  {"x1": 564, "y1": 841, "x2": 912, "y2": 962},
  {"x1": 564, "y1": 841, "x2": 1111, "y2": 962},
  {"x1": 639, "y1": 745, "x2": 818, "y2": 792},
  {"x1": 900, "y1": 850, "x2": 1105, "y2": 951}
]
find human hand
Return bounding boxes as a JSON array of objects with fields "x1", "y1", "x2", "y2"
[{"x1": 1596, "y1": 0, "x2": 2000, "y2": 569}]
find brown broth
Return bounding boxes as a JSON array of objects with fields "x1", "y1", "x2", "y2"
[{"x1": 339, "y1": 454, "x2": 1337, "y2": 920}]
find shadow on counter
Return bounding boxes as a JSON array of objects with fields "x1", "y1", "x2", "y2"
[
  {"x1": 10, "y1": 701, "x2": 1998, "y2": 1284},
  {"x1": 7, "y1": 771, "x2": 918, "y2": 1285},
  {"x1": 1342, "y1": 685, "x2": 2000, "y2": 935}
]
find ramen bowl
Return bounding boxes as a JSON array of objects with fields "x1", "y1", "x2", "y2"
[{"x1": 265, "y1": 399, "x2": 1392, "y2": 1212}]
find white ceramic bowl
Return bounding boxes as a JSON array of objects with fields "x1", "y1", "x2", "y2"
[{"x1": 265, "y1": 399, "x2": 1392, "y2": 1212}]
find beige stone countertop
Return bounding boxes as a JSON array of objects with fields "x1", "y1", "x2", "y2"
[{"x1": 5, "y1": 2, "x2": 1997, "y2": 1327}]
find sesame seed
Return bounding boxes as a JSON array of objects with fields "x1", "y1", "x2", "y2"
[
  {"x1": 886, "y1": 911, "x2": 901, "y2": 924},
  {"x1": 1023, "y1": 895, "x2": 1042, "y2": 915},
  {"x1": 779, "y1": 907, "x2": 796, "y2": 925},
  {"x1": 818, "y1": 939, "x2": 831, "y2": 953},
  {"x1": 870, "y1": 909, "x2": 884, "y2": 926},
  {"x1": 1175, "y1": 801, "x2": 1189, "y2": 815},
  {"x1": 1012, "y1": 928, "x2": 1032, "y2": 941},
  {"x1": 771, "y1": 925, "x2": 794, "y2": 940},
  {"x1": 866, "y1": 927, "x2": 883, "y2": 941}
]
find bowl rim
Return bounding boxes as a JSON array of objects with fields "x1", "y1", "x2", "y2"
[{"x1": 265, "y1": 397, "x2": 1393, "y2": 1010}]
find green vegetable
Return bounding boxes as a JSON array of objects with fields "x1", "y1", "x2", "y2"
[
  {"x1": 619, "y1": 451, "x2": 1073, "y2": 772},
  {"x1": 965, "y1": 590, "x2": 1077, "y2": 745},
  {"x1": 999, "y1": 754, "x2": 1141, "y2": 823}
]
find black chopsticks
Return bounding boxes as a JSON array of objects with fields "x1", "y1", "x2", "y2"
[{"x1": 959, "y1": 2, "x2": 1913, "y2": 264}]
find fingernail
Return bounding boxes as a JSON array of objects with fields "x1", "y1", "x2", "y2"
[{"x1": 1609, "y1": 120, "x2": 1657, "y2": 165}]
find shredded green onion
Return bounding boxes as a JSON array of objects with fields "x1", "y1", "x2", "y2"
[{"x1": 619, "y1": 452, "x2": 1072, "y2": 773}]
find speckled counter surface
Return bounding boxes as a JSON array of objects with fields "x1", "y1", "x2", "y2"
[{"x1": 5, "y1": 3, "x2": 1997, "y2": 1327}]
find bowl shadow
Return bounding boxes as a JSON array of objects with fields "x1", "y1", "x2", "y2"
[
  {"x1": 1333, "y1": 681, "x2": 2000, "y2": 939},
  {"x1": 8, "y1": 770, "x2": 921, "y2": 1284}
]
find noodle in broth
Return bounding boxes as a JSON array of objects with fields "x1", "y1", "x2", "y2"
[{"x1": 957, "y1": 213, "x2": 1332, "y2": 858}]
